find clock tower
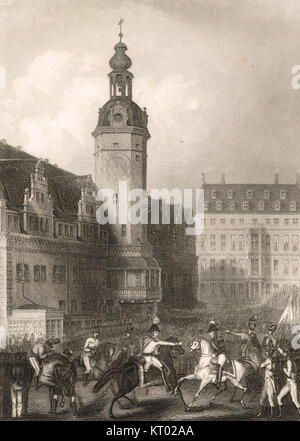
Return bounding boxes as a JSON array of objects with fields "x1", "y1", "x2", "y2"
[
  {"x1": 92, "y1": 27, "x2": 150, "y2": 244},
  {"x1": 92, "y1": 24, "x2": 161, "y2": 318}
]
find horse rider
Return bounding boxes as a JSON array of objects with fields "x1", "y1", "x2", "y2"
[
  {"x1": 204, "y1": 321, "x2": 226, "y2": 389},
  {"x1": 140, "y1": 323, "x2": 182, "y2": 394},
  {"x1": 120, "y1": 323, "x2": 141, "y2": 359},
  {"x1": 256, "y1": 347, "x2": 276, "y2": 421},
  {"x1": 226, "y1": 314, "x2": 261, "y2": 370},
  {"x1": 262, "y1": 321, "x2": 279, "y2": 356},
  {"x1": 62, "y1": 348, "x2": 73, "y2": 361},
  {"x1": 28, "y1": 337, "x2": 61, "y2": 390},
  {"x1": 277, "y1": 344, "x2": 300, "y2": 418},
  {"x1": 82, "y1": 328, "x2": 100, "y2": 386}
]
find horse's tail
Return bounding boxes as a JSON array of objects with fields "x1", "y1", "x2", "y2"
[{"x1": 93, "y1": 367, "x2": 120, "y2": 394}]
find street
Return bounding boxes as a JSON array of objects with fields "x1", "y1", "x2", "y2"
[{"x1": 14, "y1": 379, "x2": 298, "y2": 421}]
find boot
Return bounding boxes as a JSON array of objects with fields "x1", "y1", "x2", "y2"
[
  {"x1": 255, "y1": 404, "x2": 262, "y2": 417},
  {"x1": 161, "y1": 367, "x2": 173, "y2": 394},
  {"x1": 216, "y1": 365, "x2": 223, "y2": 390},
  {"x1": 52, "y1": 398, "x2": 58, "y2": 415},
  {"x1": 83, "y1": 373, "x2": 89, "y2": 386},
  {"x1": 71, "y1": 401, "x2": 80, "y2": 418},
  {"x1": 34, "y1": 377, "x2": 39, "y2": 391},
  {"x1": 139, "y1": 365, "x2": 145, "y2": 388},
  {"x1": 268, "y1": 406, "x2": 274, "y2": 421},
  {"x1": 278, "y1": 405, "x2": 283, "y2": 418}
]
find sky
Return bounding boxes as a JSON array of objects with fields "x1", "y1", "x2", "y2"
[{"x1": 1, "y1": 0, "x2": 300, "y2": 191}]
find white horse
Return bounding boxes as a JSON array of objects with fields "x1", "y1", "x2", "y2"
[{"x1": 175, "y1": 339, "x2": 247, "y2": 410}]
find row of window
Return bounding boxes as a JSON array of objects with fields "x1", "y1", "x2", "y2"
[
  {"x1": 29, "y1": 216, "x2": 49, "y2": 232},
  {"x1": 16, "y1": 264, "x2": 105, "y2": 285},
  {"x1": 205, "y1": 200, "x2": 297, "y2": 212},
  {"x1": 211, "y1": 189, "x2": 288, "y2": 201},
  {"x1": 199, "y1": 281, "x2": 284, "y2": 298},
  {"x1": 200, "y1": 258, "x2": 300, "y2": 277},
  {"x1": 199, "y1": 233, "x2": 299, "y2": 252},
  {"x1": 204, "y1": 217, "x2": 299, "y2": 226}
]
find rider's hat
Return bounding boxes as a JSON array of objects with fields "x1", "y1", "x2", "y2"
[
  {"x1": 148, "y1": 323, "x2": 160, "y2": 333},
  {"x1": 92, "y1": 327, "x2": 99, "y2": 334},
  {"x1": 207, "y1": 321, "x2": 220, "y2": 333},
  {"x1": 46, "y1": 337, "x2": 60, "y2": 346},
  {"x1": 125, "y1": 323, "x2": 134, "y2": 333},
  {"x1": 248, "y1": 314, "x2": 258, "y2": 325},
  {"x1": 268, "y1": 321, "x2": 277, "y2": 331},
  {"x1": 63, "y1": 348, "x2": 73, "y2": 357}
]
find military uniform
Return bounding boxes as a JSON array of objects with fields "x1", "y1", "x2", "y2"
[
  {"x1": 140, "y1": 324, "x2": 180, "y2": 393},
  {"x1": 28, "y1": 338, "x2": 60, "y2": 390},
  {"x1": 257, "y1": 349, "x2": 276, "y2": 420},
  {"x1": 82, "y1": 328, "x2": 100, "y2": 385},
  {"x1": 205, "y1": 322, "x2": 226, "y2": 388},
  {"x1": 277, "y1": 347, "x2": 300, "y2": 416},
  {"x1": 262, "y1": 321, "x2": 278, "y2": 356}
]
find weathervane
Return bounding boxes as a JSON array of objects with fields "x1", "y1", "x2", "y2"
[{"x1": 118, "y1": 18, "x2": 124, "y2": 41}]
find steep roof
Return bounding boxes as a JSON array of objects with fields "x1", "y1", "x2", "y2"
[
  {"x1": 203, "y1": 183, "x2": 300, "y2": 213},
  {"x1": 0, "y1": 141, "x2": 93, "y2": 221}
]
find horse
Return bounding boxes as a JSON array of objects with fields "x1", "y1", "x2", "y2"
[
  {"x1": 38, "y1": 352, "x2": 79, "y2": 417},
  {"x1": 92, "y1": 337, "x2": 189, "y2": 418},
  {"x1": 75, "y1": 342, "x2": 117, "y2": 382},
  {"x1": 174, "y1": 339, "x2": 248, "y2": 410}
]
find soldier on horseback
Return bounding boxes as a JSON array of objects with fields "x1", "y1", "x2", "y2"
[
  {"x1": 28, "y1": 337, "x2": 61, "y2": 390},
  {"x1": 139, "y1": 323, "x2": 182, "y2": 394},
  {"x1": 82, "y1": 328, "x2": 100, "y2": 386},
  {"x1": 204, "y1": 321, "x2": 226, "y2": 389}
]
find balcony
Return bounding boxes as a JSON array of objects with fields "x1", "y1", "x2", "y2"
[{"x1": 106, "y1": 288, "x2": 161, "y2": 303}]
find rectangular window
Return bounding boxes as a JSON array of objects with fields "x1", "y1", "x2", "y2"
[
  {"x1": 200, "y1": 235, "x2": 206, "y2": 251},
  {"x1": 265, "y1": 258, "x2": 271, "y2": 275},
  {"x1": 34, "y1": 265, "x2": 46, "y2": 282},
  {"x1": 239, "y1": 259, "x2": 245, "y2": 275},
  {"x1": 239, "y1": 218, "x2": 244, "y2": 225},
  {"x1": 36, "y1": 192, "x2": 40, "y2": 203},
  {"x1": 16, "y1": 263, "x2": 22, "y2": 282},
  {"x1": 200, "y1": 259, "x2": 206, "y2": 275},
  {"x1": 231, "y1": 234, "x2": 236, "y2": 251},
  {"x1": 239, "y1": 283, "x2": 244, "y2": 297},
  {"x1": 293, "y1": 218, "x2": 298, "y2": 225},
  {"x1": 210, "y1": 259, "x2": 216, "y2": 276},
  {"x1": 251, "y1": 258, "x2": 259, "y2": 275},
  {"x1": 41, "y1": 193, "x2": 45, "y2": 204},
  {"x1": 251, "y1": 232, "x2": 259, "y2": 250},
  {"x1": 274, "y1": 235, "x2": 279, "y2": 251},
  {"x1": 113, "y1": 143, "x2": 119, "y2": 149},
  {"x1": 230, "y1": 218, "x2": 236, "y2": 224},
  {"x1": 284, "y1": 259, "x2": 289, "y2": 275},
  {"x1": 121, "y1": 224, "x2": 127, "y2": 237},
  {"x1": 136, "y1": 154, "x2": 141, "y2": 162},
  {"x1": 293, "y1": 259, "x2": 298, "y2": 276},
  {"x1": 266, "y1": 284, "x2": 270, "y2": 295},
  {"x1": 53, "y1": 266, "x2": 65, "y2": 283},
  {"x1": 265, "y1": 234, "x2": 270, "y2": 249},
  {"x1": 266, "y1": 218, "x2": 271, "y2": 225},
  {"x1": 220, "y1": 234, "x2": 226, "y2": 251},
  {"x1": 220, "y1": 259, "x2": 225, "y2": 275},
  {"x1": 210, "y1": 234, "x2": 216, "y2": 251},
  {"x1": 284, "y1": 218, "x2": 290, "y2": 225},
  {"x1": 58, "y1": 224, "x2": 63, "y2": 235},
  {"x1": 273, "y1": 259, "x2": 279, "y2": 276},
  {"x1": 283, "y1": 235, "x2": 289, "y2": 251},
  {"x1": 247, "y1": 190, "x2": 253, "y2": 199},
  {"x1": 65, "y1": 225, "x2": 69, "y2": 236},
  {"x1": 293, "y1": 235, "x2": 298, "y2": 251},
  {"x1": 239, "y1": 234, "x2": 244, "y2": 251},
  {"x1": 231, "y1": 259, "x2": 236, "y2": 274},
  {"x1": 231, "y1": 283, "x2": 236, "y2": 298}
]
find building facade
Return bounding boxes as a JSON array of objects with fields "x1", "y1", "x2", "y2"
[
  {"x1": 198, "y1": 172, "x2": 300, "y2": 312},
  {"x1": 0, "y1": 32, "x2": 198, "y2": 341}
]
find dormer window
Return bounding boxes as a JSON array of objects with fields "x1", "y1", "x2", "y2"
[
  {"x1": 204, "y1": 202, "x2": 209, "y2": 211},
  {"x1": 258, "y1": 200, "x2": 264, "y2": 211},
  {"x1": 227, "y1": 190, "x2": 233, "y2": 199},
  {"x1": 216, "y1": 200, "x2": 222, "y2": 211},
  {"x1": 247, "y1": 190, "x2": 253, "y2": 199},
  {"x1": 264, "y1": 190, "x2": 270, "y2": 200},
  {"x1": 229, "y1": 201, "x2": 235, "y2": 210},
  {"x1": 243, "y1": 201, "x2": 249, "y2": 211},
  {"x1": 290, "y1": 201, "x2": 297, "y2": 212},
  {"x1": 274, "y1": 200, "x2": 281, "y2": 211},
  {"x1": 280, "y1": 190, "x2": 286, "y2": 200},
  {"x1": 211, "y1": 189, "x2": 217, "y2": 199}
]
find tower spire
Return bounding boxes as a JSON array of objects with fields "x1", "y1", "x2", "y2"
[{"x1": 118, "y1": 18, "x2": 124, "y2": 42}]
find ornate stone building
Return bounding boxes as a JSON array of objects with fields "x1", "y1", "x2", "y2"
[
  {"x1": 0, "y1": 32, "x2": 198, "y2": 341},
  {"x1": 198, "y1": 172, "x2": 300, "y2": 312}
]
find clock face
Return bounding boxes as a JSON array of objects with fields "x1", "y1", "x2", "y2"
[
  {"x1": 114, "y1": 113, "x2": 123, "y2": 123},
  {"x1": 106, "y1": 156, "x2": 130, "y2": 182}
]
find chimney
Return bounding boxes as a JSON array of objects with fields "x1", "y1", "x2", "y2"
[
  {"x1": 201, "y1": 172, "x2": 206, "y2": 186},
  {"x1": 44, "y1": 158, "x2": 49, "y2": 163},
  {"x1": 297, "y1": 171, "x2": 300, "y2": 187},
  {"x1": 221, "y1": 172, "x2": 226, "y2": 184},
  {"x1": 275, "y1": 171, "x2": 279, "y2": 185},
  {"x1": 15, "y1": 145, "x2": 22, "y2": 151}
]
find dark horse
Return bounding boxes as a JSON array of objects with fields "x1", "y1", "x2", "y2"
[
  {"x1": 93, "y1": 337, "x2": 188, "y2": 418},
  {"x1": 39, "y1": 352, "x2": 79, "y2": 417}
]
